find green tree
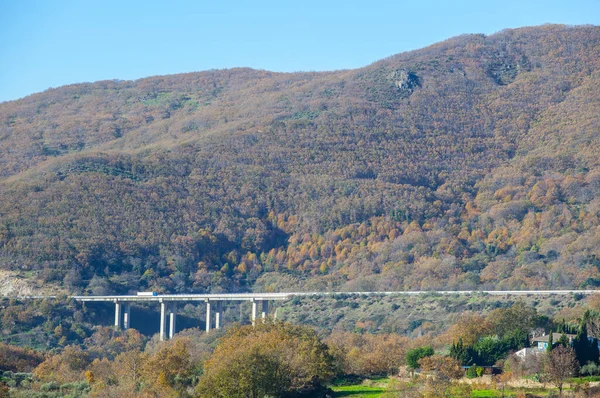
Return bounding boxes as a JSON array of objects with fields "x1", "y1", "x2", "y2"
[
  {"x1": 547, "y1": 331, "x2": 553, "y2": 353},
  {"x1": 449, "y1": 337, "x2": 474, "y2": 366},
  {"x1": 573, "y1": 313, "x2": 600, "y2": 366},
  {"x1": 558, "y1": 333, "x2": 570, "y2": 348},
  {"x1": 486, "y1": 301, "x2": 538, "y2": 339},
  {"x1": 473, "y1": 336, "x2": 508, "y2": 366},
  {"x1": 406, "y1": 346, "x2": 434, "y2": 370}
]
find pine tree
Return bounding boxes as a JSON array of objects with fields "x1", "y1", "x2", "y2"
[
  {"x1": 573, "y1": 312, "x2": 600, "y2": 366},
  {"x1": 574, "y1": 322, "x2": 588, "y2": 366},
  {"x1": 449, "y1": 338, "x2": 465, "y2": 364},
  {"x1": 591, "y1": 338, "x2": 600, "y2": 364},
  {"x1": 547, "y1": 331, "x2": 553, "y2": 353},
  {"x1": 449, "y1": 337, "x2": 475, "y2": 366},
  {"x1": 559, "y1": 319, "x2": 566, "y2": 333},
  {"x1": 558, "y1": 333, "x2": 570, "y2": 348}
]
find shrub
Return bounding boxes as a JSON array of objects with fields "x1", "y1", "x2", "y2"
[
  {"x1": 466, "y1": 366, "x2": 484, "y2": 378},
  {"x1": 580, "y1": 362, "x2": 600, "y2": 376},
  {"x1": 40, "y1": 381, "x2": 59, "y2": 391}
]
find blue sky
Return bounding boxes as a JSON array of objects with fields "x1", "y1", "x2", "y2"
[{"x1": 1, "y1": 0, "x2": 599, "y2": 103}]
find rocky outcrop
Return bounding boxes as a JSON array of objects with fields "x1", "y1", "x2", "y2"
[
  {"x1": 487, "y1": 54, "x2": 531, "y2": 85},
  {"x1": 389, "y1": 69, "x2": 420, "y2": 96}
]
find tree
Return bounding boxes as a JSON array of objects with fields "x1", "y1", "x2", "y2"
[
  {"x1": 406, "y1": 346, "x2": 434, "y2": 371},
  {"x1": 114, "y1": 350, "x2": 148, "y2": 394},
  {"x1": 502, "y1": 328, "x2": 530, "y2": 351},
  {"x1": 326, "y1": 331, "x2": 409, "y2": 376},
  {"x1": 473, "y1": 336, "x2": 508, "y2": 366},
  {"x1": 418, "y1": 355, "x2": 464, "y2": 398},
  {"x1": 558, "y1": 333, "x2": 570, "y2": 348},
  {"x1": 418, "y1": 355, "x2": 463, "y2": 380},
  {"x1": 486, "y1": 301, "x2": 538, "y2": 339},
  {"x1": 547, "y1": 331, "x2": 553, "y2": 353},
  {"x1": 0, "y1": 343, "x2": 44, "y2": 372},
  {"x1": 196, "y1": 322, "x2": 335, "y2": 398},
  {"x1": 141, "y1": 338, "x2": 194, "y2": 397},
  {"x1": 33, "y1": 345, "x2": 91, "y2": 384},
  {"x1": 0, "y1": 382, "x2": 8, "y2": 398},
  {"x1": 544, "y1": 346, "x2": 578, "y2": 397},
  {"x1": 573, "y1": 313, "x2": 600, "y2": 366},
  {"x1": 449, "y1": 337, "x2": 475, "y2": 366},
  {"x1": 444, "y1": 313, "x2": 492, "y2": 346}
]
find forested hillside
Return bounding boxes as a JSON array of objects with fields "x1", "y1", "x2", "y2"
[{"x1": 1, "y1": 24, "x2": 600, "y2": 295}]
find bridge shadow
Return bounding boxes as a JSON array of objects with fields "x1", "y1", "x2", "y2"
[{"x1": 83, "y1": 301, "x2": 250, "y2": 337}]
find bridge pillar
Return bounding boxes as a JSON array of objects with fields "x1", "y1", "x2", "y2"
[
  {"x1": 114, "y1": 300, "x2": 122, "y2": 330},
  {"x1": 159, "y1": 300, "x2": 167, "y2": 341},
  {"x1": 261, "y1": 300, "x2": 268, "y2": 322},
  {"x1": 205, "y1": 300, "x2": 211, "y2": 333},
  {"x1": 123, "y1": 304, "x2": 131, "y2": 330},
  {"x1": 215, "y1": 302, "x2": 221, "y2": 330},
  {"x1": 251, "y1": 299, "x2": 258, "y2": 326},
  {"x1": 169, "y1": 303, "x2": 177, "y2": 339}
]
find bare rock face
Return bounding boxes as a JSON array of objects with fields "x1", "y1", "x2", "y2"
[
  {"x1": 0, "y1": 270, "x2": 62, "y2": 297},
  {"x1": 389, "y1": 69, "x2": 420, "y2": 96},
  {"x1": 0, "y1": 271, "x2": 34, "y2": 296}
]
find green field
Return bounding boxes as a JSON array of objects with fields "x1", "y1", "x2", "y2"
[
  {"x1": 471, "y1": 390, "x2": 503, "y2": 398},
  {"x1": 331, "y1": 378, "x2": 561, "y2": 398},
  {"x1": 471, "y1": 388, "x2": 556, "y2": 397},
  {"x1": 330, "y1": 378, "x2": 389, "y2": 397},
  {"x1": 331, "y1": 384, "x2": 386, "y2": 397}
]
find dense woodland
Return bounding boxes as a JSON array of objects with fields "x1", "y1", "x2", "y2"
[{"x1": 1, "y1": 24, "x2": 600, "y2": 296}]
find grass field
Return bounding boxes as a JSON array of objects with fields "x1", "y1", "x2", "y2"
[
  {"x1": 471, "y1": 390, "x2": 503, "y2": 397},
  {"x1": 331, "y1": 384, "x2": 386, "y2": 397},
  {"x1": 330, "y1": 378, "x2": 562, "y2": 397},
  {"x1": 569, "y1": 375, "x2": 600, "y2": 384},
  {"x1": 471, "y1": 388, "x2": 555, "y2": 397},
  {"x1": 330, "y1": 377, "x2": 389, "y2": 397}
]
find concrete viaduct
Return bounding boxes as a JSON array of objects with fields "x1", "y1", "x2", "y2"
[
  {"x1": 72, "y1": 293, "x2": 293, "y2": 341},
  {"x1": 68, "y1": 290, "x2": 600, "y2": 341}
]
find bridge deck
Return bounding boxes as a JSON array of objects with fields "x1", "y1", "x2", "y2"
[
  {"x1": 71, "y1": 293, "x2": 295, "y2": 302},
  {"x1": 66, "y1": 290, "x2": 599, "y2": 302}
]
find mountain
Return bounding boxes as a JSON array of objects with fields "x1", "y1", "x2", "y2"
[{"x1": 1, "y1": 24, "x2": 600, "y2": 295}]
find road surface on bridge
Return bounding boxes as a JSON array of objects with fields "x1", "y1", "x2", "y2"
[{"x1": 7, "y1": 289, "x2": 600, "y2": 301}]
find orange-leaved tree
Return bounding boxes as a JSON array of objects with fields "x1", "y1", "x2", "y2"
[{"x1": 197, "y1": 322, "x2": 335, "y2": 398}]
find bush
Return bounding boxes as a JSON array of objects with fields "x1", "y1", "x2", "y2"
[
  {"x1": 466, "y1": 366, "x2": 484, "y2": 379},
  {"x1": 40, "y1": 381, "x2": 59, "y2": 391},
  {"x1": 59, "y1": 381, "x2": 90, "y2": 394},
  {"x1": 580, "y1": 362, "x2": 600, "y2": 376}
]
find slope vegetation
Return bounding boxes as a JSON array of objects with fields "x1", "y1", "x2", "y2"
[{"x1": 1, "y1": 25, "x2": 600, "y2": 294}]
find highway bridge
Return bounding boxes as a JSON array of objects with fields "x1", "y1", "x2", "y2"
[{"x1": 11, "y1": 290, "x2": 600, "y2": 341}]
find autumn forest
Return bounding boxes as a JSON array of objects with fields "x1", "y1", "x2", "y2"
[{"x1": 2, "y1": 24, "x2": 600, "y2": 296}]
